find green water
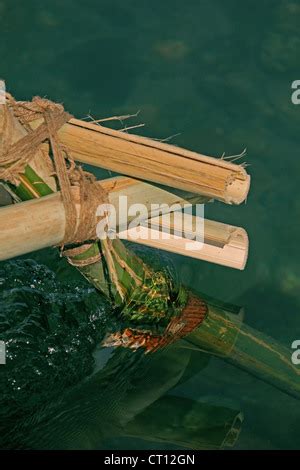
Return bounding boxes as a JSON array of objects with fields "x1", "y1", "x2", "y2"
[{"x1": 1, "y1": 0, "x2": 300, "y2": 449}]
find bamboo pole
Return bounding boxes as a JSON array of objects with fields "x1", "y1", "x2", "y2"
[
  {"x1": 0, "y1": 185, "x2": 248, "y2": 267},
  {"x1": 29, "y1": 117, "x2": 250, "y2": 204}
]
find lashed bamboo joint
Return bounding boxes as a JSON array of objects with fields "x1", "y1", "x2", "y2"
[
  {"x1": 103, "y1": 293, "x2": 208, "y2": 353},
  {"x1": 0, "y1": 93, "x2": 250, "y2": 269}
]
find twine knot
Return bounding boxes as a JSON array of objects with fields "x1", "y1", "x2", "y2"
[{"x1": 0, "y1": 93, "x2": 107, "y2": 247}]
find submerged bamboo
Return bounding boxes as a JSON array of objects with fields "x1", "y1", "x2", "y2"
[{"x1": 185, "y1": 303, "x2": 300, "y2": 400}]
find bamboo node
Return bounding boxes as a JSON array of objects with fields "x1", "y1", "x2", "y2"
[{"x1": 103, "y1": 292, "x2": 208, "y2": 353}]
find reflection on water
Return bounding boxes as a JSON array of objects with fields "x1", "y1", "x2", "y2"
[{"x1": 1, "y1": 0, "x2": 300, "y2": 449}]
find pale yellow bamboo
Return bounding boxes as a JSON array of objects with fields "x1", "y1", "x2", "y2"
[
  {"x1": 29, "y1": 117, "x2": 250, "y2": 204},
  {"x1": 0, "y1": 177, "x2": 204, "y2": 261},
  {"x1": 119, "y1": 213, "x2": 248, "y2": 270},
  {"x1": 0, "y1": 177, "x2": 248, "y2": 267}
]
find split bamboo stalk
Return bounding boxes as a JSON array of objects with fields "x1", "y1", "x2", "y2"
[
  {"x1": 119, "y1": 213, "x2": 248, "y2": 270},
  {"x1": 29, "y1": 117, "x2": 250, "y2": 204}
]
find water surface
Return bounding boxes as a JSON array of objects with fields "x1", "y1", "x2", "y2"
[{"x1": 1, "y1": 0, "x2": 300, "y2": 449}]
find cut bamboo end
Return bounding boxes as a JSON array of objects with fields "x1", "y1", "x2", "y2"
[
  {"x1": 225, "y1": 174, "x2": 251, "y2": 205},
  {"x1": 118, "y1": 213, "x2": 249, "y2": 270}
]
